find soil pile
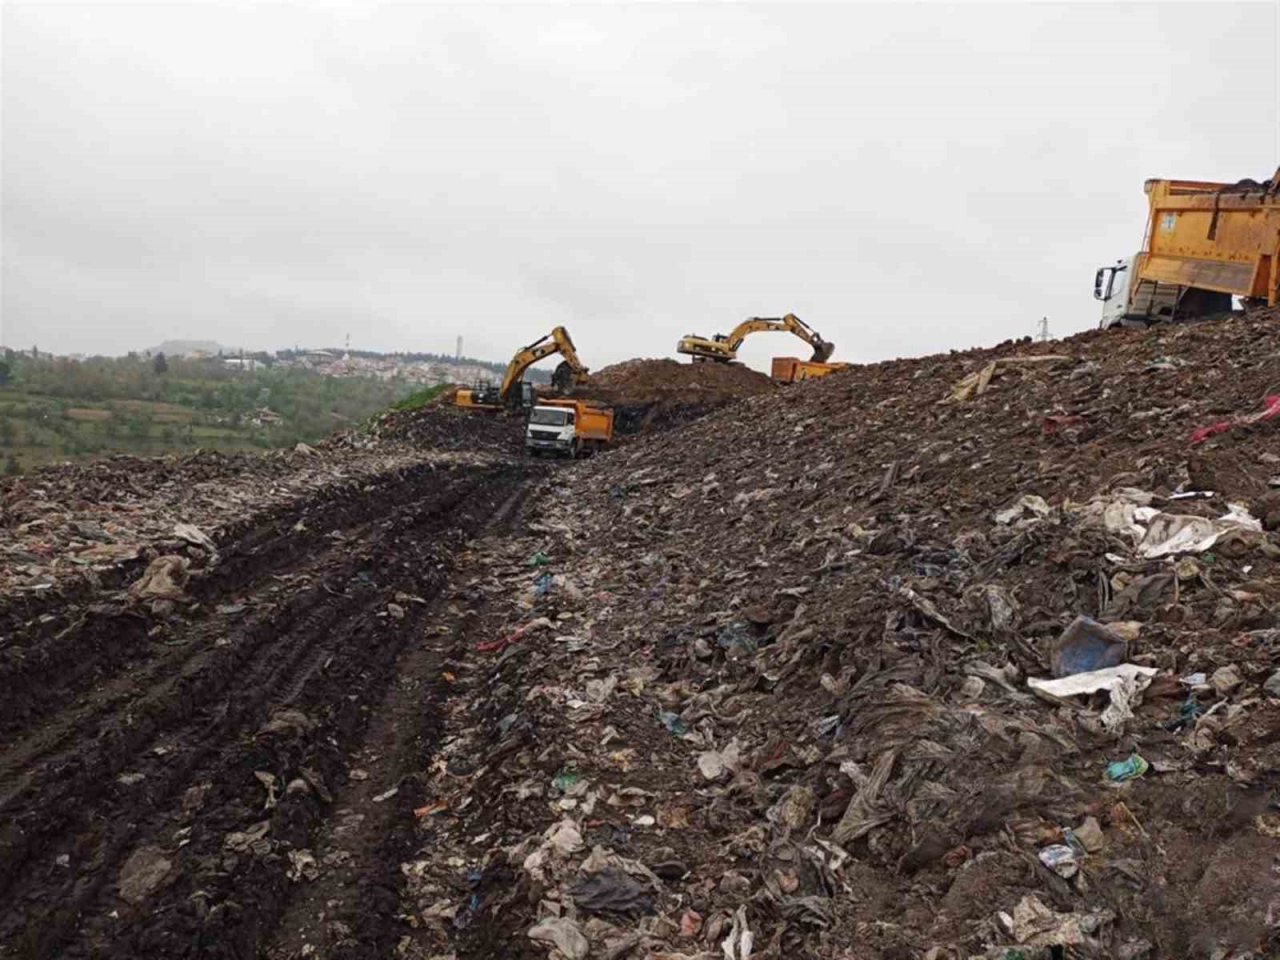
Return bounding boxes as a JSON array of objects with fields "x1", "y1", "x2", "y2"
[
  {"x1": 366, "y1": 401, "x2": 524, "y2": 454},
  {"x1": 584, "y1": 358, "x2": 775, "y2": 432},
  {"x1": 392, "y1": 313, "x2": 1280, "y2": 960},
  {"x1": 12, "y1": 313, "x2": 1280, "y2": 959},
  {"x1": 0, "y1": 443, "x2": 510, "y2": 607}
]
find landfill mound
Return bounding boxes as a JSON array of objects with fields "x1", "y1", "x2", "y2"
[
  {"x1": 365, "y1": 398, "x2": 525, "y2": 453},
  {"x1": 0, "y1": 439, "x2": 535, "y2": 959},
  {"x1": 12, "y1": 315, "x2": 1280, "y2": 959},
  {"x1": 584, "y1": 357, "x2": 775, "y2": 432},
  {"x1": 389, "y1": 312, "x2": 1280, "y2": 960}
]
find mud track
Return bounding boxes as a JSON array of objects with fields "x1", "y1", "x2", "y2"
[{"x1": 0, "y1": 458, "x2": 532, "y2": 959}]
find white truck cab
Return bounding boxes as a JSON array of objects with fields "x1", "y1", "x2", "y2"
[
  {"x1": 1094, "y1": 257, "x2": 1135, "y2": 329},
  {"x1": 1094, "y1": 254, "x2": 1189, "y2": 328},
  {"x1": 525, "y1": 405, "x2": 577, "y2": 456}
]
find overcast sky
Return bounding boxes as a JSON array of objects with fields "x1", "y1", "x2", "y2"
[{"x1": 2, "y1": 3, "x2": 1278, "y2": 370}]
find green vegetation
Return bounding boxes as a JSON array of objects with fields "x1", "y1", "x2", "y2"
[
  {"x1": 0, "y1": 350, "x2": 419, "y2": 473},
  {"x1": 386, "y1": 383, "x2": 451, "y2": 413}
]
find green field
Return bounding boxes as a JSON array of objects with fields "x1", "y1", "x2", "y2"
[{"x1": 0, "y1": 352, "x2": 423, "y2": 473}]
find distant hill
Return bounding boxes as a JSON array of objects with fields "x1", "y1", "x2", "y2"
[{"x1": 145, "y1": 340, "x2": 230, "y2": 356}]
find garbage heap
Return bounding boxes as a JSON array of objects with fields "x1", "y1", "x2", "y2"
[
  {"x1": 365, "y1": 399, "x2": 525, "y2": 454},
  {"x1": 405, "y1": 312, "x2": 1280, "y2": 959},
  {"x1": 0, "y1": 441, "x2": 508, "y2": 619},
  {"x1": 583, "y1": 358, "x2": 775, "y2": 433}
]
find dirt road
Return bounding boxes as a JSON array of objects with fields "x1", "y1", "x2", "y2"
[{"x1": 0, "y1": 456, "x2": 532, "y2": 959}]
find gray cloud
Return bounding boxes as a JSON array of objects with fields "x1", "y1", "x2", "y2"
[{"x1": 3, "y1": 3, "x2": 1277, "y2": 368}]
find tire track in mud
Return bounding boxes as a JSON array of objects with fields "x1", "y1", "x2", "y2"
[
  {"x1": 260, "y1": 481, "x2": 538, "y2": 960},
  {"x1": 0, "y1": 460, "x2": 535, "y2": 960},
  {"x1": 0, "y1": 460, "x2": 466, "y2": 740}
]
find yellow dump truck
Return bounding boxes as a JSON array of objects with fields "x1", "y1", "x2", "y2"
[
  {"x1": 525, "y1": 397, "x2": 614, "y2": 458},
  {"x1": 1096, "y1": 169, "x2": 1280, "y2": 327},
  {"x1": 771, "y1": 357, "x2": 850, "y2": 383}
]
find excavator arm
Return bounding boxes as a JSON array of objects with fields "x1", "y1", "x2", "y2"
[
  {"x1": 677, "y1": 313, "x2": 834, "y2": 363},
  {"x1": 498, "y1": 326, "x2": 590, "y2": 402}
]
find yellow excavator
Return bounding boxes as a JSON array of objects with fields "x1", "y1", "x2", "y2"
[
  {"x1": 677, "y1": 313, "x2": 835, "y2": 364},
  {"x1": 456, "y1": 326, "x2": 591, "y2": 410}
]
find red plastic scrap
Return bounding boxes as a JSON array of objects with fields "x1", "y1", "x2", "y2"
[
  {"x1": 1042, "y1": 414, "x2": 1088, "y2": 437},
  {"x1": 475, "y1": 621, "x2": 536, "y2": 654},
  {"x1": 1190, "y1": 394, "x2": 1280, "y2": 445}
]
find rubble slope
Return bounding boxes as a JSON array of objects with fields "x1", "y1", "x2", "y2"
[{"x1": 403, "y1": 312, "x2": 1280, "y2": 960}]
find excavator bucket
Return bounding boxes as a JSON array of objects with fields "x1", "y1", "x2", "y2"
[{"x1": 810, "y1": 339, "x2": 835, "y2": 363}]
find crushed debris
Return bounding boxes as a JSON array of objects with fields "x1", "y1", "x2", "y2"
[{"x1": 8, "y1": 311, "x2": 1280, "y2": 958}]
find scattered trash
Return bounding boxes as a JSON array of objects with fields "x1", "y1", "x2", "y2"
[
  {"x1": 942, "y1": 354, "x2": 1073, "y2": 403},
  {"x1": 1137, "y1": 505, "x2": 1261, "y2": 559},
  {"x1": 1105, "y1": 754, "x2": 1150, "y2": 782},
  {"x1": 476, "y1": 617, "x2": 554, "y2": 654},
  {"x1": 658, "y1": 711, "x2": 688, "y2": 736},
  {"x1": 570, "y1": 867, "x2": 655, "y2": 916},
  {"x1": 720, "y1": 904, "x2": 756, "y2": 960},
  {"x1": 551, "y1": 770, "x2": 582, "y2": 793},
  {"x1": 16, "y1": 311, "x2": 1280, "y2": 956},
  {"x1": 1072, "y1": 816, "x2": 1105, "y2": 852},
  {"x1": 679, "y1": 908, "x2": 703, "y2": 938},
  {"x1": 1038, "y1": 842, "x2": 1082, "y2": 879},
  {"x1": 527, "y1": 916, "x2": 589, "y2": 960},
  {"x1": 413, "y1": 800, "x2": 448, "y2": 818},
  {"x1": 253, "y1": 770, "x2": 279, "y2": 810},
  {"x1": 286, "y1": 849, "x2": 319, "y2": 882},
  {"x1": 223, "y1": 820, "x2": 272, "y2": 854},
  {"x1": 1210, "y1": 663, "x2": 1244, "y2": 696},
  {"x1": 696, "y1": 740, "x2": 741, "y2": 781},
  {"x1": 173, "y1": 522, "x2": 217, "y2": 552},
  {"x1": 1264, "y1": 670, "x2": 1280, "y2": 698},
  {"x1": 1028, "y1": 663, "x2": 1158, "y2": 732},
  {"x1": 117, "y1": 846, "x2": 172, "y2": 904},
  {"x1": 128, "y1": 555, "x2": 191, "y2": 601},
  {"x1": 1190, "y1": 393, "x2": 1280, "y2": 445},
  {"x1": 994, "y1": 494, "x2": 1052, "y2": 525},
  {"x1": 1050, "y1": 615, "x2": 1129, "y2": 678},
  {"x1": 999, "y1": 894, "x2": 1115, "y2": 948},
  {"x1": 372, "y1": 786, "x2": 399, "y2": 803}
]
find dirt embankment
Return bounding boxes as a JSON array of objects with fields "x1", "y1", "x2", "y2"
[
  {"x1": 12, "y1": 313, "x2": 1280, "y2": 958},
  {"x1": 583, "y1": 358, "x2": 775, "y2": 432},
  {"x1": 0, "y1": 449, "x2": 536, "y2": 959},
  {"x1": 376, "y1": 313, "x2": 1280, "y2": 960}
]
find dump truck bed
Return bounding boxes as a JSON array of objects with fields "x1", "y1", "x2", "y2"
[
  {"x1": 771, "y1": 357, "x2": 850, "y2": 383},
  {"x1": 576, "y1": 406, "x2": 613, "y2": 441},
  {"x1": 1140, "y1": 172, "x2": 1280, "y2": 306}
]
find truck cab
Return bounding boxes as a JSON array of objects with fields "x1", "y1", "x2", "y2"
[
  {"x1": 1094, "y1": 257, "x2": 1131, "y2": 328},
  {"x1": 526, "y1": 404, "x2": 579, "y2": 456},
  {"x1": 524, "y1": 398, "x2": 614, "y2": 459},
  {"x1": 1095, "y1": 172, "x2": 1278, "y2": 328},
  {"x1": 1095, "y1": 254, "x2": 1231, "y2": 328}
]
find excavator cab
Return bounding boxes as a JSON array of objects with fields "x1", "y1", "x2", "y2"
[
  {"x1": 678, "y1": 314, "x2": 835, "y2": 364},
  {"x1": 456, "y1": 325, "x2": 593, "y2": 413}
]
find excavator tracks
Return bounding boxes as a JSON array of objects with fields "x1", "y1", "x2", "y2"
[{"x1": 0, "y1": 458, "x2": 530, "y2": 959}]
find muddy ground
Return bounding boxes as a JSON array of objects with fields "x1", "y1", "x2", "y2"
[
  {"x1": 8, "y1": 314, "x2": 1280, "y2": 959},
  {"x1": 0, "y1": 451, "x2": 536, "y2": 960}
]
